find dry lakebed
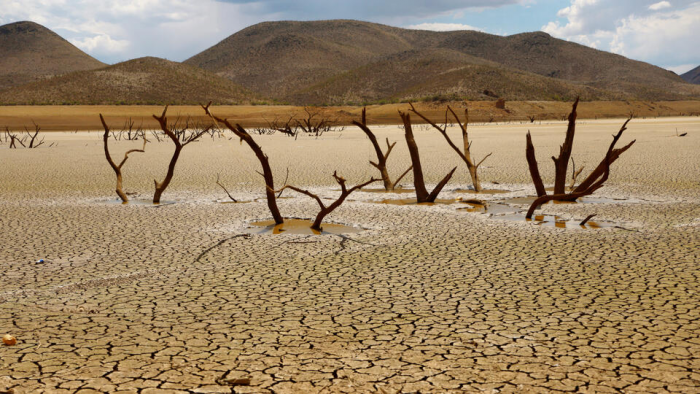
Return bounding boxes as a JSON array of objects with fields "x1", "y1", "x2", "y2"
[{"x1": 1, "y1": 116, "x2": 700, "y2": 393}]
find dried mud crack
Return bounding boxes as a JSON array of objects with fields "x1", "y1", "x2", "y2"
[{"x1": 1, "y1": 119, "x2": 699, "y2": 393}]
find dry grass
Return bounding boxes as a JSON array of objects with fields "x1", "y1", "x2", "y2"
[{"x1": 0, "y1": 100, "x2": 698, "y2": 131}]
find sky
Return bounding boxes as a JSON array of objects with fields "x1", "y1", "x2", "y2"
[{"x1": 0, "y1": 0, "x2": 698, "y2": 74}]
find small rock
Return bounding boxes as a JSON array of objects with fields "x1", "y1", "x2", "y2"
[{"x1": 2, "y1": 334, "x2": 17, "y2": 346}]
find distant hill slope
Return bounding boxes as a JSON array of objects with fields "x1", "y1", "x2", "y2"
[
  {"x1": 186, "y1": 20, "x2": 700, "y2": 104},
  {"x1": 0, "y1": 57, "x2": 257, "y2": 105},
  {"x1": 287, "y1": 48, "x2": 620, "y2": 105},
  {"x1": 0, "y1": 21, "x2": 105, "y2": 91},
  {"x1": 681, "y1": 66, "x2": 700, "y2": 84}
]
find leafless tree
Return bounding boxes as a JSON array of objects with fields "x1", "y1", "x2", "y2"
[
  {"x1": 295, "y1": 106, "x2": 338, "y2": 137},
  {"x1": 276, "y1": 171, "x2": 379, "y2": 231},
  {"x1": 408, "y1": 103, "x2": 492, "y2": 192},
  {"x1": 152, "y1": 106, "x2": 212, "y2": 204},
  {"x1": 5, "y1": 127, "x2": 24, "y2": 149},
  {"x1": 525, "y1": 99, "x2": 635, "y2": 218},
  {"x1": 202, "y1": 102, "x2": 284, "y2": 224},
  {"x1": 24, "y1": 123, "x2": 45, "y2": 148},
  {"x1": 399, "y1": 110, "x2": 457, "y2": 203},
  {"x1": 352, "y1": 107, "x2": 412, "y2": 191},
  {"x1": 100, "y1": 114, "x2": 147, "y2": 203}
]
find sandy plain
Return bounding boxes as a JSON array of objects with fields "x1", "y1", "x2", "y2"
[{"x1": 1, "y1": 114, "x2": 700, "y2": 393}]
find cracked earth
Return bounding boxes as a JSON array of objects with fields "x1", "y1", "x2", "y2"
[{"x1": 1, "y1": 117, "x2": 699, "y2": 393}]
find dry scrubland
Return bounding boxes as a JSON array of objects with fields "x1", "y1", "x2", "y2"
[
  {"x1": 1, "y1": 116, "x2": 700, "y2": 393},
  {"x1": 1, "y1": 101, "x2": 699, "y2": 131}
]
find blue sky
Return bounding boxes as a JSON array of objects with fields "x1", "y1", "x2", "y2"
[{"x1": 1, "y1": 0, "x2": 698, "y2": 74}]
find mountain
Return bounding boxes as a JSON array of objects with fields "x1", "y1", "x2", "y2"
[
  {"x1": 0, "y1": 21, "x2": 105, "y2": 91},
  {"x1": 287, "y1": 48, "x2": 618, "y2": 105},
  {"x1": 0, "y1": 57, "x2": 257, "y2": 105},
  {"x1": 186, "y1": 20, "x2": 700, "y2": 104},
  {"x1": 681, "y1": 66, "x2": 700, "y2": 84}
]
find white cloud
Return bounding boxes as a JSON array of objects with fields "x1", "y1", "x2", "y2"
[
  {"x1": 0, "y1": 0, "x2": 256, "y2": 63},
  {"x1": 406, "y1": 23, "x2": 484, "y2": 32},
  {"x1": 71, "y1": 34, "x2": 129, "y2": 54},
  {"x1": 543, "y1": 0, "x2": 700, "y2": 69},
  {"x1": 666, "y1": 64, "x2": 697, "y2": 74},
  {"x1": 649, "y1": 1, "x2": 672, "y2": 10}
]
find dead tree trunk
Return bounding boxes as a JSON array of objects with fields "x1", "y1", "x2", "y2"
[
  {"x1": 399, "y1": 111, "x2": 456, "y2": 203},
  {"x1": 352, "y1": 107, "x2": 412, "y2": 191},
  {"x1": 100, "y1": 114, "x2": 147, "y2": 203},
  {"x1": 552, "y1": 97, "x2": 579, "y2": 194},
  {"x1": 525, "y1": 131, "x2": 546, "y2": 197},
  {"x1": 202, "y1": 102, "x2": 284, "y2": 224},
  {"x1": 152, "y1": 106, "x2": 210, "y2": 204},
  {"x1": 25, "y1": 123, "x2": 44, "y2": 148},
  {"x1": 525, "y1": 115, "x2": 634, "y2": 219},
  {"x1": 408, "y1": 103, "x2": 491, "y2": 192},
  {"x1": 277, "y1": 172, "x2": 378, "y2": 231}
]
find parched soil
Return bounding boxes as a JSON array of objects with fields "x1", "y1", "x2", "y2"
[{"x1": 1, "y1": 117, "x2": 699, "y2": 393}]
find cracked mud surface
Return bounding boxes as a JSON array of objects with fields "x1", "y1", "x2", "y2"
[{"x1": 1, "y1": 117, "x2": 700, "y2": 393}]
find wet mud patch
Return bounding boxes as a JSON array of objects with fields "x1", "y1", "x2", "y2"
[
  {"x1": 454, "y1": 189, "x2": 512, "y2": 195},
  {"x1": 375, "y1": 198, "x2": 460, "y2": 206},
  {"x1": 501, "y1": 196, "x2": 638, "y2": 206},
  {"x1": 496, "y1": 213, "x2": 616, "y2": 229},
  {"x1": 357, "y1": 188, "x2": 416, "y2": 194},
  {"x1": 246, "y1": 218, "x2": 363, "y2": 235},
  {"x1": 103, "y1": 199, "x2": 175, "y2": 206},
  {"x1": 457, "y1": 201, "x2": 520, "y2": 215}
]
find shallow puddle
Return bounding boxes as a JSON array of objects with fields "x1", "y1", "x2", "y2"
[
  {"x1": 496, "y1": 213, "x2": 614, "y2": 229},
  {"x1": 376, "y1": 198, "x2": 460, "y2": 206},
  {"x1": 454, "y1": 189, "x2": 511, "y2": 195},
  {"x1": 105, "y1": 199, "x2": 175, "y2": 206},
  {"x1": 247, "y1": 218, "x2": 362, "y2": 235},
  {"x1": 358, "y1": 188, "x2": 416, "y2": 194},
  {"x1": 458, "y1": 202, "x2": 520, "y2": 215},
  {"x1": 502, "y1": 196, "x2": 634, "y2": 205}
]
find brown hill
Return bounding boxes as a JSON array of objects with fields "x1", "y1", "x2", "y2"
[
  {"x1": 0, "y1": 57, "x2": 258, "y2": 105},
  {"x1": 0, "y1": 21, "x2": 105, "y2": 91},
  {"x1": 287, "y1": 48, "x2": 621, "y2": 105},
  {"x1": 681, "y1": 66, "x2": 700, "y2": 84},
  {"x1": 186, "y1": 20, "x2": 700, "y2": 104}
]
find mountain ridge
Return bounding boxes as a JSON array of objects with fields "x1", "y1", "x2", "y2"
[{"x1": 0, "y1": 21, "x2": 105, "y2": 91}]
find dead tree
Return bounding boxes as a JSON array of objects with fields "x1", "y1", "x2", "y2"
[
  {"x1": 276, "y1": 171, "x2": 379, "y2": 231},
  {"x1": 152, "y1": 106, "x2": 211, "y2": 204},
  {"x1": 100, "y1": 114, "x2": 147, "y2": 203},
  {"x1": 408, "y1": 103, "x2": 492, "y2": 192},
  {"x1": 352, "y1": 107, "x2": 412, "y2": 191},
  {"x1": 525, "y1": 103, "x2": 635, "y2": 218},
  {"x1": 24, "y1": 123, "x2": 45, "y2": 148},
  {"x1": 5, "y1": 128, "x2": 23, "y2": 149},
  {"x1": 550, "y1": 98, "x2": 581, "y2": 195},
  {"x1": 267, "y1": 116, "x2": 298, "y2": 138},
  {"x1": 295, "y1": 106, "x2": 337, "y2": 137},
  {"x1": 399, "y1": 110, "x2": 457, "y2": 203},
  {"x1": 202, "y1": 102, "x2": 284, "y2": 224}
]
